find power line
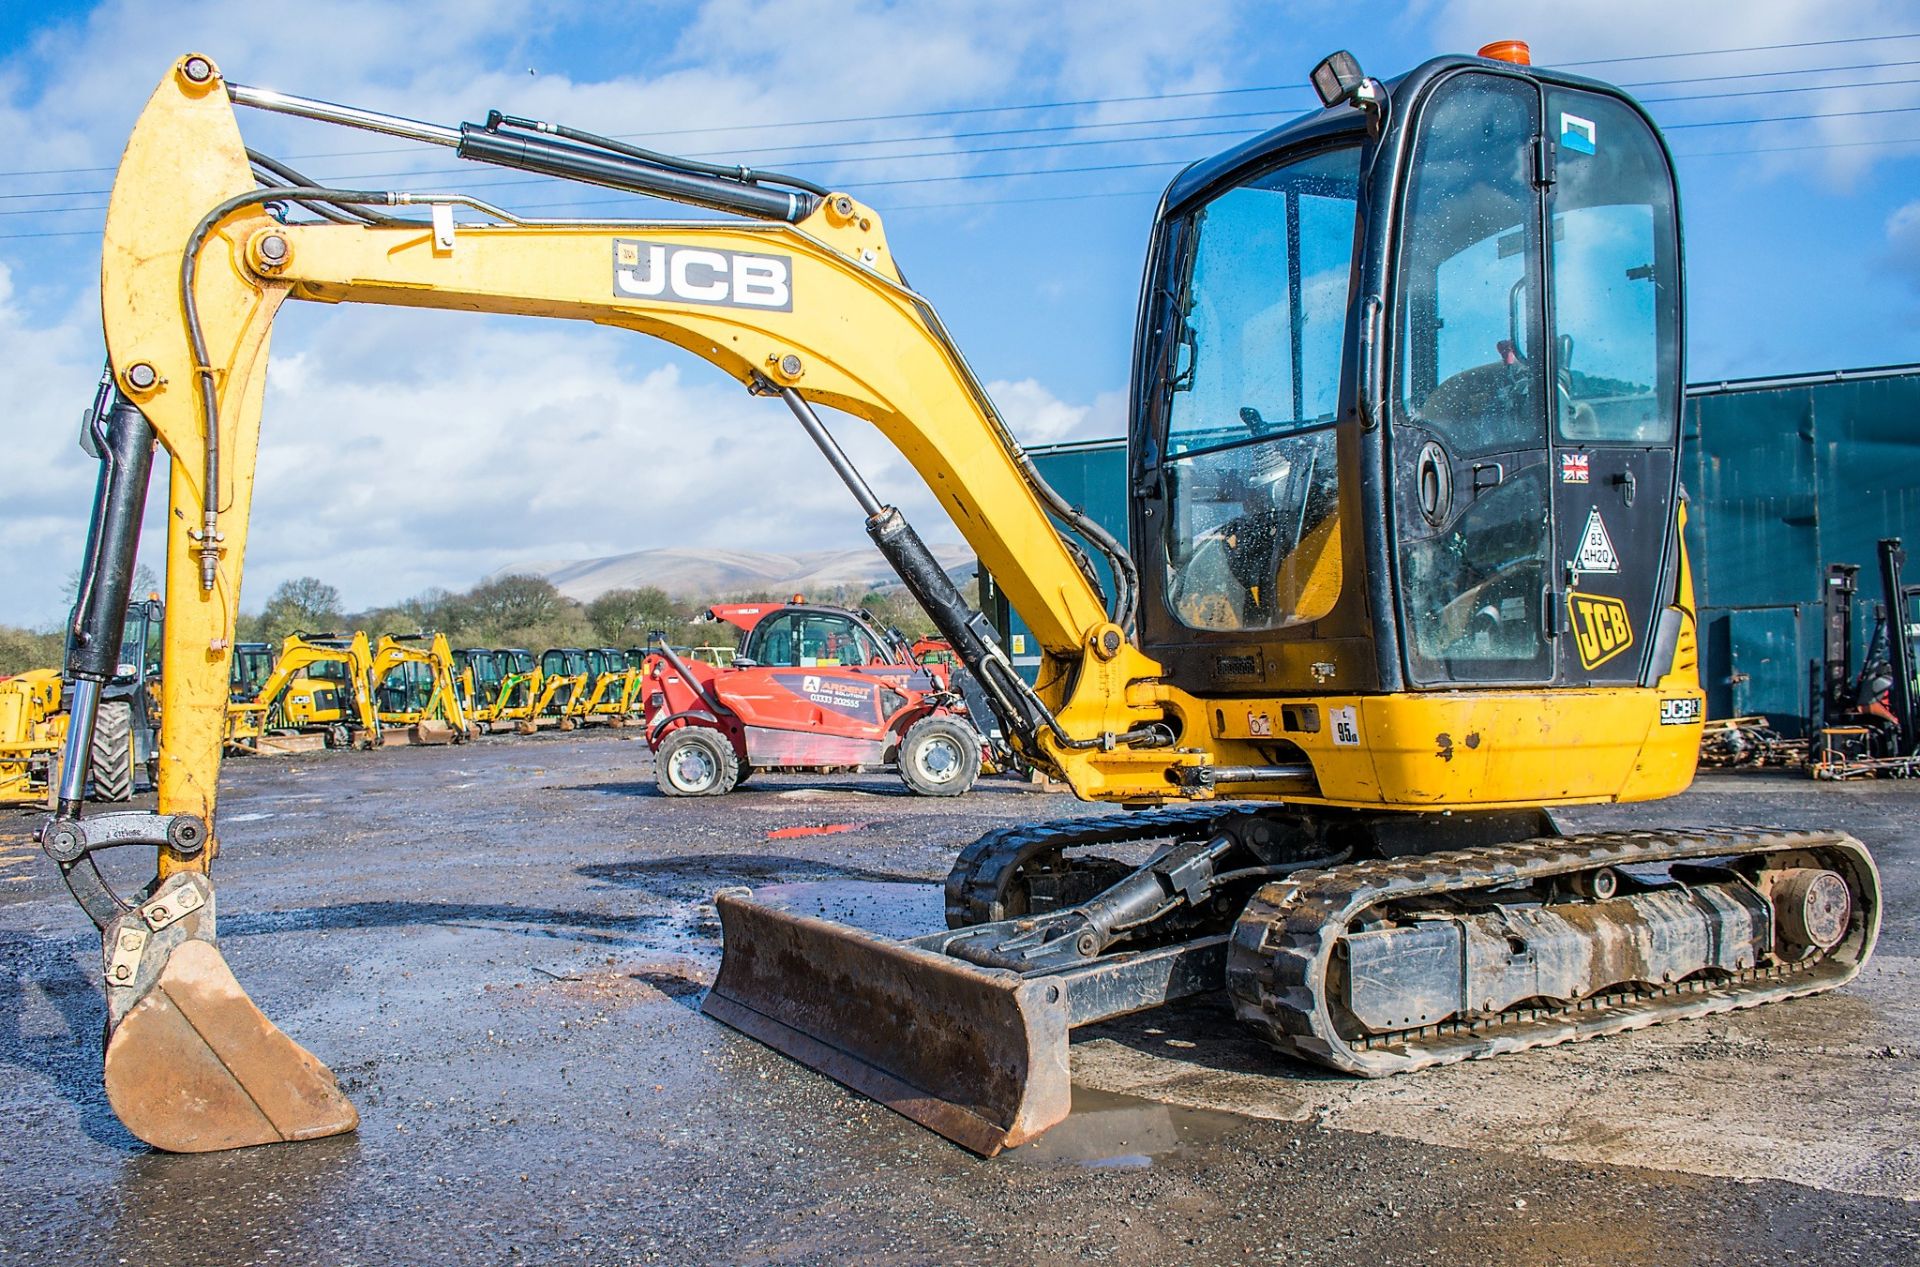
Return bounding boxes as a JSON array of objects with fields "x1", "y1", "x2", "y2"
[
  {"x1": 5, "y1": 32, "x2": 1919, "y2": 184},
  {"x1": 1560, "y1": 31, "x2": 1920, "y2": 67},
  {"x1": 1638, "y1": 74, "x2": 1920, "y2": 104}
]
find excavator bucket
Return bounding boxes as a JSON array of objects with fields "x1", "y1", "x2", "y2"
[
  {"x1": 95, "y1": 872, "x2": 359, "y2": 1152},
  {"x1": 704, "y1": 891, "x2": 1072, "y2": 1155}
]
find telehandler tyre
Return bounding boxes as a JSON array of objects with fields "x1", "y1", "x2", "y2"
[
  {"x1": 90, "y1": 700, "x2": 135, "y2": 802},
  {"x1": 897, "y1": 715, "x2": 981, "y2": 797},
  {"x1": 656, "y1": 726, "x2": 739, "y2": 797}
]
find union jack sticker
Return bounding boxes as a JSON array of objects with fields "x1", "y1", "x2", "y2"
[{"x1": 1561, "y1": 452, "x2": 1591, "y2": 484}]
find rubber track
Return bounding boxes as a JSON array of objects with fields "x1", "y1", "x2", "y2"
[
  {"x1": 944, "y1": 804, "x2": 1241, "y2": 928},
  {"x1": 1226, "y1": 826, "x2": 1880, "y2": 1076}
]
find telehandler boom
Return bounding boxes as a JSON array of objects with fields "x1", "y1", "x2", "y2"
[{"x1": 45, "y1": 46, "x2": 1876, "y2": 1155}]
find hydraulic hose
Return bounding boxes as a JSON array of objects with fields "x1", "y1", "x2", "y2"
[{"x1": 179, "y1": 185, "x2": 414, "y2": 590}]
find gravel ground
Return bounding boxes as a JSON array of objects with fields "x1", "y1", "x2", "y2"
[{"x1": 2, "y1": 728, "x2": 1916, "y2": 1266}]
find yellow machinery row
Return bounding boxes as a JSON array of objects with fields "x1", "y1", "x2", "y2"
[
  {"x1": 0, "y1": 633, "x2": 657, "y2": 806},
  {"x1": 227, "y1": 635, "x2": 658, "y2": 747}
]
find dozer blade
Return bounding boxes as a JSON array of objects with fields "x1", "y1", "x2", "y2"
[
  {"x1": 704, "y1": 891, "x2": 1072, "y2": 1156},
  {"x1": 98, "y1": 873, "x2": 359, "y2": 1152}
]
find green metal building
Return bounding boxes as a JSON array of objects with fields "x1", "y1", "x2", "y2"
[{"x1": 984, "y1": 362, "x2": 1920, "y2": 731}]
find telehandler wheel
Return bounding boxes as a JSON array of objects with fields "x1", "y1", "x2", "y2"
[
  {"x1": 89, "y1": 701, "x2": 135, "y2": 802},
  {"x1": 897, "y1": 715, "x2": 981, "y2": 797},
  {"x1": 656, "y1": 726, "x2": 739, "y2": 797}
]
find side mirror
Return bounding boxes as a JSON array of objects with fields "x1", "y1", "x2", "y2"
[{"x1": 731, "y1": 657, "x2": 757, "y2": 669}]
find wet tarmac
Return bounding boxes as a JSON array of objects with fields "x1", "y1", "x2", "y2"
[{"x1": 3, "y1": 728, "x2": 1918, "y2": 1265}]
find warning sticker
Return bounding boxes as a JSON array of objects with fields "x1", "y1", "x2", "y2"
[
  {"x1": 1561, "y1": 452, "x2": 1590, "y2": 484},
  {"x1": 1567, "y1": 592, "x2": 1634, "y2": 670},
  {"x1": 1575, "y1": 508, "x2": 1620, "y2": 574},
  {"x1": 1329, "y1": 706, "x2": 1360, "y2": 747}
]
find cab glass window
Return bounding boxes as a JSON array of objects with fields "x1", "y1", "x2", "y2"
[
  {"x1": 1393, "y1": 72, "x2": 1554, "y2": 683},
  {"x1": 1546, "y1": 89, "x2": 1680, "y2": 444},
  {"x1": 1160, "y1": 145, "x2": 1359, "y2": 632}
]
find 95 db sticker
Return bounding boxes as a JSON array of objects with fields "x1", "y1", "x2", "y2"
[
  {"x1": 1658, "y1": 696, "x2": 1702, "y2": 726},
  {"x1": 1329, "y1": 706, "x2": 1361, "y2": 747}
]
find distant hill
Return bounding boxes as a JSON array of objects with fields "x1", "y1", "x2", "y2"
[{"x1": 488, "y1": 543, "x2": 977, "y2": 604}]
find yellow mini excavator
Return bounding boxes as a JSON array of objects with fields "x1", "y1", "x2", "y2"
[
  {"x1": 225, "y1": 630, "x2": 379, "y2": 748},
  {"x1": 368, "y1": 632, "x2": 470, "y2": 739},
  {"x1": 43, "y1": 45, "x2": 1876, "y2": 1155}
]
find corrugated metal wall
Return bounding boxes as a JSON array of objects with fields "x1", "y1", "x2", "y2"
[
  {"x1": 997, "y1": 364, "x2": 1920, "y2": 720},
  {"x1": 1684, "y1": 365, "x2": 1920, "y2": 729}
]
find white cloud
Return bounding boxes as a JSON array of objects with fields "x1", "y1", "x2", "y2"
[
  {"x1": 989, "y1": 378, "x2": 1127, "y2": 445},
  {"x1": 1421, "y1": 0, "x2": 1920, "y2": 183},
  {"x1": 0, "y1": 0, "x2": 1243, "y2": 625}
]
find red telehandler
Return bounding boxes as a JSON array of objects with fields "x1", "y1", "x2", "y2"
[{"x1": 641, "y1": 600, "x2": 992, "y2": 796}]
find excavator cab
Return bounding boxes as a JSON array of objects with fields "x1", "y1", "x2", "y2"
[
  {"x1": 229, "y1": 641, "x2": 274, "y2": 702},
  {"x1": 1133, "y1": 51, "x2": 1681, "y2": 703}
]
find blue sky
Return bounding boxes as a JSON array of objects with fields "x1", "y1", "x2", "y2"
[{"x1": 1, "y1": 0, "x2": 1917, "y2": 625}]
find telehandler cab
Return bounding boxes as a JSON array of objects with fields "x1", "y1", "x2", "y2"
[{"x1": 43, "y1": 44, "x2": 1875, "y2": 1155}]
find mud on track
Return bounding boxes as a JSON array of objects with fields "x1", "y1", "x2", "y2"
[{"x1": 2, "y1": 729, "x2": 1917, "y2": 1266}]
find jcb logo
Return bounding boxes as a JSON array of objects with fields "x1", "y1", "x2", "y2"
[
  {"x1": 1567, "y1": 592, "x2": 1634, "y2": 670},
  {"x1": 613, "y1": 240, "x2": 793, "y2": 311}
]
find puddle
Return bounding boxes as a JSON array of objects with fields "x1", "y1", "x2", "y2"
[
  {"x1": 775, "y1": 789, "x2": 881, "y2": 802},
  {"x1": 1011, "y1": 1086, "x2": 1252, "y2": 1169},
  {"x1": 223, "y1": 811, "x2": 274, "y2": 823},
  {"x1": 749, "y1": 880, "x2": 942, "y2": 942}
]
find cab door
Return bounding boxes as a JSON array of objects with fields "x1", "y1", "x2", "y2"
[
  {"x1": 1391, "y1": 71, "x2": 1555, "y2": 686},
  {"x1": 1542, "y1": 87, "x2": 1682, "y2": 685}
]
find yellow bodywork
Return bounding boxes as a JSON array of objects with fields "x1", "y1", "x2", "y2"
[
  {"x1": 0, "y1": 670, "x2": 67, "y2": 806},
  {"x1": 225, "y1": 631, "x2": 379, "y2": 743},
  {"x1": 106, "y1": 56, "x2": 1702, "y2": 878}
]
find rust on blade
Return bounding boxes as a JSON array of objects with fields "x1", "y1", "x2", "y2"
[
  {"x1": 704, "y1": 891, "x2": 1071, "y2": 1156},
  {"x1": 104, "y1": 939, "x2": 359, "y2": 1152}
]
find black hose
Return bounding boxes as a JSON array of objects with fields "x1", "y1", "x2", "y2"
[
  {"x1": 180, "y1": 184, "x2": 409, "y2": 584},
  {"x1": 246, "y1": 150, "x2": 419, "y2": 226}
]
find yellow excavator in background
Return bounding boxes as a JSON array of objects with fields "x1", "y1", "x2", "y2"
[
  {"x1": 226, "y1": 630, "x2": 378, "y2": 748},
  {"x1": 0, "y1": 670, "x2": 65, "y2": 806},
  {"x1": 579, "y1": 645, "x2": 643, "y2": 723},
  {"x1": 41, "y1": 47, "x2": 1876, "y2": 1156},
  {"x1": 368, "y1": 632, "x2": 469, "y2": 740},
  {"x1": 537, "y1": 647, "x2": 593, "y2": 729}
]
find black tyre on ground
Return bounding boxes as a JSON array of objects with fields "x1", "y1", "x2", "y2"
[
  {"x1": 655, "y1": 726, "x2": 740, "y2": 797},
  {"x1": 896, "y1": 714, "x2": 981, "y2": 797},
  {"x1": 90, "y1": 700, "x2": 134, "y2": 802}
]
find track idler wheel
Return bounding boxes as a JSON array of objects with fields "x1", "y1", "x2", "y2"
[{"x1": 44, "y1": 813, "x2": 359, "y2": 1152}]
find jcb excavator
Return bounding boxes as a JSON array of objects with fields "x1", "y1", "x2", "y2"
[
  {"x1": 44, "y1": 45, "x2": 1876, "y2": 1156},
  {"x1": 225, "y1": 630, "x2": 379, "y2": 748},
  {"x1": 368, "y1": 632, "x2": 470, "y2": 739}
]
